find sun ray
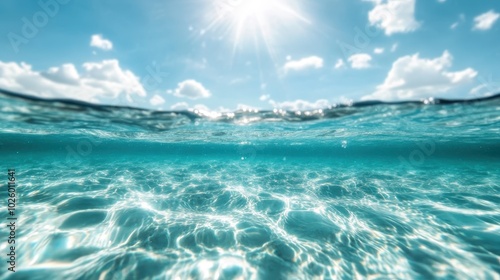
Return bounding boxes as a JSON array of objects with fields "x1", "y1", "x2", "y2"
[{"x1": 205, "y1": 0, "x2": 311, "y2": 64}]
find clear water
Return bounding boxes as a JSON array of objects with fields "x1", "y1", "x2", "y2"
[{"x1": 0, "y1": 90, "x2": 499, "y2": 279}]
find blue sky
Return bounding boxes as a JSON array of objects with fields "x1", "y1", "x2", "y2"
[{"x1": 0, "y1": 0, "x2": 499, "y2": 111}]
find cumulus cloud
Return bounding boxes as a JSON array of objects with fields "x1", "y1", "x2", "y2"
[
  {"x1": 72, "y1": 61, "x2": 146, "y2": 103},
  {"x1": 283, "y1": 56, "x2": 323, "y2": 73},
  {"x1": 90, "y1": 34, "x2": 113, "y2": 51},
  {"x1": 348, "y1": 53, "x2": 372, "y2": 69},
  {"x1": 168, "y1": 79, "x2": 211, "y2": 99},
  {"x1": 374, "y1": 48, "x2": 385, "y2": 54},
  {"x1": 269, "y1": 99, "x2": 330, "y2": 110},
  {"x1": 149, "y1": 94, "x2": 165, "y2": 106},
  {"x1": 0, "y1": 60, "x2": 146, "y2": 103},
  {"x1": 367, "y1": 0, "x2": 420, "y2": 35},
  {"x1": 473, "y1": 10, "x2": 499, "y2": 30},
  {"x1": 41, "y1": 64, "x2": 80, "y2": 85},
  {"x1": 362, "y1": 51, "x2": 477, "y2": 101},
  {"x1": 82, "y1": 60, "x2": 146, "y2": 96}
]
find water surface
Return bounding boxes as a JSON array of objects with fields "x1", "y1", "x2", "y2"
[{"x1": 0, "y1": 89, "x2": 499, "y2": 279}]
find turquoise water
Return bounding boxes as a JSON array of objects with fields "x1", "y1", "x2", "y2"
[{"x1": 0, "y1": 89, "x2": 499, "y2": 279}]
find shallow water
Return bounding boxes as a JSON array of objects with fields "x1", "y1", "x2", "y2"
[{"x1": 0, "y1": 90, "x2": 499, "y2": 279}]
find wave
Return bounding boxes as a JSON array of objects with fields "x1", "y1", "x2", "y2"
[
  {"x1": 1, "y1": 88, "x2": 499, "y2": 123},
  {"x1": 1, "y1": 87, "x2": 499, "y2": 159}
]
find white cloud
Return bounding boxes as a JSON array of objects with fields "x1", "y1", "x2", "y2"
[
  {"x1": 450, "y1": 22, "x2": 459, "y2": 29},
  {"x1": 41, "y1": 64, "x2": 80, "y2": 85},
  {"x1": 348, "y1": 53, "x2": 372, "y2": 69},
  {"x1": 82, "y1": 60, "x2": 146, "y2": 97},
  {"x1": 473, "y1": 10, "x2": 499, "y2": 31},
  {"x1": 334, "y1": 59, "x2": 345, "y2": 69},
  {"x1": 0, "y1": 60, "x2": 145, "y2": 103},
  {"x1": 368, "y1": 0, "x2": 420, "y2": 35},
  {"x1": 374, "y1": 48, "x2": 385, "y2": 54},
  {"x1": 149, "y1": 94, "x2": 165, "y2": 106},
  {"x1": 362, "y1": 51, "x2": 477, "y2": 101},
  {"x1": 169, "y1": 79, "x2": 211, "y2": 99},
  {"x1": 90, "y1": 34, "x2": 113, "y2": 51},
  {"x1": 283, "y1": 56, "x2": 323, "y2": 73},
  {"x1": 170, "y1": 102, "x2": 189, "y2": 110},
  {"x1": 269, "y1": 99, "x2": 330, "y2": 110},
  {"x1": 259, "y1": 94, "x2": 270, "y2": 101}
]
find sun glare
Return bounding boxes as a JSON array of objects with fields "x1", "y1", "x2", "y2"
[
  {"x1": 207, "y1": 0, "x2": 310, "y2": 59},
  {"x1": 235, "y1": 0, "x2": 270, "y2": 17}
]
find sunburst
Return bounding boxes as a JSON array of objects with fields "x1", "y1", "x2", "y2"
[{"x1": 206, "y1": 0, "x2": 311, "y2": 60}]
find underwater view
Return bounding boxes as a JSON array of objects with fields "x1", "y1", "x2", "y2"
[
  {"x1": 1, "y1": 0, "x2": 500, "y2": 279},
  {"x1": 0, "y1": 90, "x2": 499, "y2": 279}
]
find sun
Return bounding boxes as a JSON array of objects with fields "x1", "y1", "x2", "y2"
[
  {"x1": 206, "y1": 0, "x2": 310, "y2": 59},
  {"x1": 232, "y1": 0, "x2": 272, "y2": 18}
]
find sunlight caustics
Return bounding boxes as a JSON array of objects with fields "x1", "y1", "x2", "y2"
[{"x1": 1, "y1": 89, "x2": 500, "y2": 278}]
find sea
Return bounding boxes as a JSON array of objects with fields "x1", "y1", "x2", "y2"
[{"x1": 0, "y1": 89, "x2": 499, "y2": 279}]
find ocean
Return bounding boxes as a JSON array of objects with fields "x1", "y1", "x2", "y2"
[{"x1": 0, "y1": 89, "x2": 499, "y2": 279}]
